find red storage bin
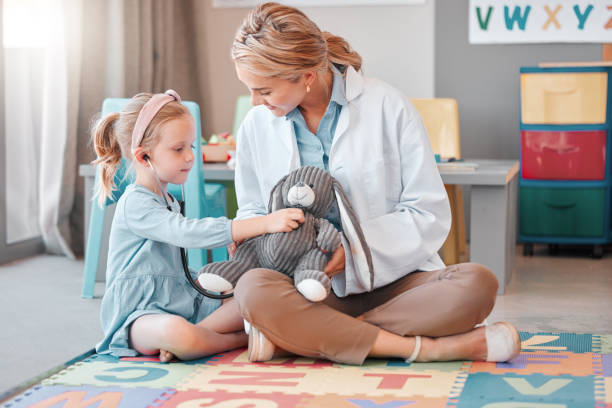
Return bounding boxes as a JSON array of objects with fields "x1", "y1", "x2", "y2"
[{"x1": 521, "y1": 130, "x2": 606, "y2": 180}]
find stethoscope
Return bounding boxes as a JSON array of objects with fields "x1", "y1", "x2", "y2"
[{"x1": 146, "y1": 157, "x2": 233, "y2": 300}]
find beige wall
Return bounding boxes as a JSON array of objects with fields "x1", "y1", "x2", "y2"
[{"x1": 199, "y1": 1, "x2": 435, "y2": 136}]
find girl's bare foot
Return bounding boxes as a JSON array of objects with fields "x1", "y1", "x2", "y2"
[{"x1": 159, "y1": 349, "x2": 175, "y2": 363}]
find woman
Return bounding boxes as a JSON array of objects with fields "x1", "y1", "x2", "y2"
[{"x1": 230, "y1": 2, "x2": 520, "y2": 365}]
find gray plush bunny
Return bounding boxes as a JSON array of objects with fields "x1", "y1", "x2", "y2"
[{"x1": 197, "y1": 165, "x2": 373, "y2": 302}]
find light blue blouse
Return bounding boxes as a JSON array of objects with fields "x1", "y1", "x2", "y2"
[
  {"x1": 286, "y1": 65, "x2": 347, "y2": 170},
  {"x1": 286, "y1": 65, "x2": 347, "y2": 229},
  {"x1": 96, "y1": 184, "x2": 233, "y2": 357}
]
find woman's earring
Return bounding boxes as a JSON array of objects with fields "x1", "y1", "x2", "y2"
[{"x1": 306, "y1": 85, "x2": 311, "y2": 93}]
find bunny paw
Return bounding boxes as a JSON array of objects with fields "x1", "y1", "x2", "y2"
[{"x1": 296, "y1": 279, "x2": 328, "y2": 302}]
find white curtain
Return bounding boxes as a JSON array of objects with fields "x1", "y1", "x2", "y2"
[
  {"x1": 4, "y1": 47, "x2": 42, "y2": 244},
  {"x1": 4, "y1": 0, "x2": 82, "y2": 257},
  {"x1": 5, "y1": 0, "x2": 210, "y2": 257}
]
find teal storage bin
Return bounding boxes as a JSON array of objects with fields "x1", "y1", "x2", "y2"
[{"x1": 520, "y1": 186, "x2": 606, "y2": 237}]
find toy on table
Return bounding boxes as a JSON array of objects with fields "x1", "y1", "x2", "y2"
[
  {"x1": 197, "y1": 166, "x2": 374, "y2": 302},
  {"x1": 202, "y1": 132, "x2": 236, "y2": 162}
]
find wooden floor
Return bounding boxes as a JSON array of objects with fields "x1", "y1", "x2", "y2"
[{"x1": 1, "y1": 244, "x2": 611, "y2": 393}]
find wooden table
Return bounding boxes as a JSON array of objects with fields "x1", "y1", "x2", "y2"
[{"x1": 80, "y1": 160, "x2": 519, "y2": 293}]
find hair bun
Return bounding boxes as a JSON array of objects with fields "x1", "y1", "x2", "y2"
[{"x1": 232, "y1": 2, "x2": 362, "y2": 77}]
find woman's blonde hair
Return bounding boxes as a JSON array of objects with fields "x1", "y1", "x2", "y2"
[
  {"x1": 231, "y1": 2, "x2": 361, "y2": 81},
  {"x1": 90, "y1": 93, "x2": 189, "y2": 207}
]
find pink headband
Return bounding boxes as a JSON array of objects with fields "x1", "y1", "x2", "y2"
[{"x1": 131, "y1": 89, "x2": 182, "y2": 155}]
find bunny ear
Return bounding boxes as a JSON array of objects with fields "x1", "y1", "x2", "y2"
[
  {"x1": 268, "y1": 174, "x2": 289, "y2": 212},
  {"x1": 333, "y1": 179, "x2": 374, "y2": 291}
]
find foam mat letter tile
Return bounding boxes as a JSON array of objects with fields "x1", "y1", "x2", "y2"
[
  {"x1": 359, "y1": 359, "x2": 464, "y2": 373},
  {"x1": 178, "y1": 365, "x2": 459, "y2": 398},
  {"x1": 298, "y1": 393, "x2": 448, "y2": 408},
  {"x1": 206, "y1": 347, "x2": 335, "y2": 369},
  {"x1": 1, "y1": 385, "x2": 171, "y2": 408},
  {"x1": 152, "y1": 389, "x2": 307, "y2": 407},
  {"x1": 41, "y1": 361, "x2": 197, "y2": 389},
  {"x1": 456, "y1": 373, "x2": 595, "y2": 408},
  {"x1": 601, "y1": 354, "x2": 612, "y2": 377},
  {"x1": 520, "y1": 332, "x2": 593, "y2": 353},
  {"x1": 604, "y1": 377, "x2": 612, "y2": 403},
  {"x1": 470, "y1": 352, "x2": 596, "y2": 376}
]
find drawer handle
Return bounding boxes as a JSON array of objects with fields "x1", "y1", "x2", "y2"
[
  {"x1": 544, "y1": 201, "x2": 576, "y2": 210},
  {"x1": 542, "y1": 145, "x2": 579, "y2": 154},
  {"x1": 544, "y1": 87, "x2": 576, "y2": 94},
  {"x1": 543, "y1": 77, "x2": 578, "y2": 94}
]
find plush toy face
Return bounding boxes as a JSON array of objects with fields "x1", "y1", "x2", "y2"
[{"x1": 277, "y1": 166, "x2": 335, "y2": 218}]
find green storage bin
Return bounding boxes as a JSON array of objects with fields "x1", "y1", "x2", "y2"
[{"x1": 520, "y1": 186, "x2": 605, "y2": 237}]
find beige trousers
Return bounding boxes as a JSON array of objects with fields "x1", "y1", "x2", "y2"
[{"x1": 234, "y1": 262, "x2": 498, "y2": 365}]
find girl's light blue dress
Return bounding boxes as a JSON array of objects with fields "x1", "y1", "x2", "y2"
[{"x1": 96, "y1": 184, "x2": 233, "y2": 356}]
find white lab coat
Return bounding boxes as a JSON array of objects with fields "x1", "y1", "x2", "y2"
[{"x1": 234, "y1": 66, "x2": 451, "y2": 297}]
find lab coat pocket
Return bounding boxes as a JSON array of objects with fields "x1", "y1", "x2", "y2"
[{"x1": 363, "y1": 162, "x2": 401, "y2": 216}]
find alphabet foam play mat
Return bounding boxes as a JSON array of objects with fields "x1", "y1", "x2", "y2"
[{"x1": 1, "y1": 331, "x2": 610, "y2": 407}]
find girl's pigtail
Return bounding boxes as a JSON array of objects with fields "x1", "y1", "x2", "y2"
[{"x1": 91, "y1": 112, "x2": 122, "y2": 207}]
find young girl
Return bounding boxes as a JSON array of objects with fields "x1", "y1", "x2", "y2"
[{"x1": 93, "y1": 90, "x2": 304, "y2": 362}]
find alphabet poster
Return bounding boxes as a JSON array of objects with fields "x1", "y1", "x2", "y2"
[
  {"x1": 469, "y1": 0, "x2": 612, "y2": 43},
  {"x1": 214, "y1": 0, "x2": 425, "y2": 7}
]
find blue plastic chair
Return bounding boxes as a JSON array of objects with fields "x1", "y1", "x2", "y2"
[{"x1": 82, "y1": 98, "x2": 228, "y2": 298}]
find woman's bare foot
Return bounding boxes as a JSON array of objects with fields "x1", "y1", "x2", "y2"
[
  {"x1": 417, "y1": 322, "x2": 520, "y2": 362},
  {"x1": 159, "y1": 349, "x2": 175, "y2": 363}
]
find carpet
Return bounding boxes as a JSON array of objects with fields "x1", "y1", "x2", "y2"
[{"x1": 1, "y1": 331, "x2": 610, "y2": 408}]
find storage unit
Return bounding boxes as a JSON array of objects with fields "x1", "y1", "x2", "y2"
[{"x1": 519, "y1": 66, "x2": 612, "y2": 257}]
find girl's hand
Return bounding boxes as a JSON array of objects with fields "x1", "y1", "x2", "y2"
[
  {"x1": 265, "y1": 208, "x2": 305, "y2": 233},
  {"x1": 227, "y1": 240, "x2": 243, "y2": 257},
  {"x1": 324, "y1": 245, "x2": 345, "y2": 278}
]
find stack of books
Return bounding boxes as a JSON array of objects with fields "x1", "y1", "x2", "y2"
[{"x1": 436, "y1": 157, "x2": 479, "y2": 172}]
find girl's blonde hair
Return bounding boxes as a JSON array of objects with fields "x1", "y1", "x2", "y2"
[
  {"x1": 231, "y1": 2, "x2": 362, "y2": 81},
  {"x1": 90, "y1": 93, "x2": 189, "y2": 207}
]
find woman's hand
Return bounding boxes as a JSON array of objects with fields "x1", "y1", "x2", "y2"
[
  {"x1": 265, "y1": 208, "x2": 305, "y2": 233},
  {"x1": 324, "y1": 245, "x2": 345, "y2": 278}
]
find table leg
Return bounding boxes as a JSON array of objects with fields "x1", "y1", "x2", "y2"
[
  {"x1": 83, "y1": 175, "x2": 93, "y2": 248},
  {"x1": 469, "y1": 178, "x2": 517, "y2": 294}
]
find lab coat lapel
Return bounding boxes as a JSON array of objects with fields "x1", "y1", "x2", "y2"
[
  {"x1": 344, "y1": 66, "x2": 364, "y2": 101},
  {"x1": 270, "y1": 116, "x2": 300, "y2": 174}
]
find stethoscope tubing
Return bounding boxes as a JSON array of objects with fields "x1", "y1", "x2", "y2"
[{"x1": 147, "y1": 158, "x2": 233, "y2": 300}]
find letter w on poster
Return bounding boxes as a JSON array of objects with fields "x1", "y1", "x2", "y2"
[{"x1": 469, "y1": 0, "x2": 612, "y2": 44}]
